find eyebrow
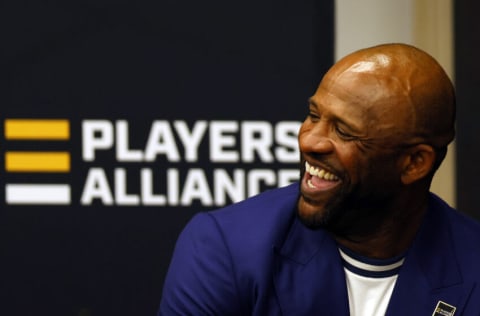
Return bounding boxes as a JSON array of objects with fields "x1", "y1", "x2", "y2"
[{"x1": 308, "y1": 98, "x2": 364, "y2": 134}]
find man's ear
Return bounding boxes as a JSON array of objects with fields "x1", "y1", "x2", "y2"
[{"x1": 400, "y1": 144, "x2": 436, "y2": 185}]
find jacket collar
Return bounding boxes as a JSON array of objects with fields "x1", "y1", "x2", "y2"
[{"x1": 272, "y1": 193, "x2": 474, "y2": 316}]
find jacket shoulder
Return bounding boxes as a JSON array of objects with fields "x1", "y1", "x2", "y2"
[
  {"x1": 431, "y1": 193, "x2": 480, "y2": 268},
  {"x1": 159, "y1": 183, "x2": 300, "y2": 315},
  {"x1": 208, "y1": 183, "x2": 299, "y2": 247}
]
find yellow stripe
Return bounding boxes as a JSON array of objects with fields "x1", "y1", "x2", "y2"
[
  {"x1": 5, "y1": 119, "x2": 70, "y2": 140},
  {"x1": 5, "y1": 152, "x2": 71, "y2": 172}
]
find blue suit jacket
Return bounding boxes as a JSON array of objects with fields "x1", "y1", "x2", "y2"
[{"x1": 159, "y1": 183, "x2": 480, "y2": 315}]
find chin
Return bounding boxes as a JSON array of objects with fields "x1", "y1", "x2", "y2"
[
  {"x1": 296, "y1": 196, "x2": 331, "y2": 230},
  {"x1": 297, "y1": 191, "x2": 359, "y2": 234}
]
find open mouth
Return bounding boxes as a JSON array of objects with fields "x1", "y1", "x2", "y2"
[{"x1": 304, "y1": 161, "x2": 340, "y2": 189}]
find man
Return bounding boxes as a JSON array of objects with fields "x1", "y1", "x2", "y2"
[{"x1": 159, "y1": 44, "x2": 480, "y2": 315}]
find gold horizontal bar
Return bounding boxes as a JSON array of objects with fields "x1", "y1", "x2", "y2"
[
  {"x1": 5, "y1": 119, "x2": 70, "y2": 140},
  {"x1": 5, "y1": 152, "x2": 71, "y2": 172}
]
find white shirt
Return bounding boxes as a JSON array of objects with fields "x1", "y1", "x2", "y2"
[{"x1": 339, "y1": 247, "x2": 405, "y2": 316}]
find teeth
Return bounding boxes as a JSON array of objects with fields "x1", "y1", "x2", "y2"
[
  {"x1": 318, "y1": 169, "x2": 325, "y2": 178},
  {"x1": 305, "y1": 161, "x2": 338, "y2": 181}
]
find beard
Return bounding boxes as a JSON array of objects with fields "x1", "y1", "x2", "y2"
[{"x1": 297, "y1": 178, "x2": 396, "y2": 239}]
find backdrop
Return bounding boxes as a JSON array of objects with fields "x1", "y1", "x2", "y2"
[
  {"x1": 455, "y1": 0, "x2": 480, "y2": 221},
  {"x1": 0, "y1": 1, "x2": 334, "y2": 315}
]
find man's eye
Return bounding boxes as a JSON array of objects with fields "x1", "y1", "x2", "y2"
[
  {"x1": 308, "y1": 112, "x2": 320, "y2": 121},
  {"x1": 336, "y1": 126, "x2": 354, "y2": 139}
]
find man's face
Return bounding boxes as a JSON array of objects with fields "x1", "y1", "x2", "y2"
[{"x1": 297, "y1": 60, "x2": 412, "y2": 235}]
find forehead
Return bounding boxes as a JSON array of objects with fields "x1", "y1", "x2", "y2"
[
  {"x1": 310, "y1": 62, "x2": 414, "y2": 134},
  {"x1": 308, "y1": 84, "x2": 369, "y2": 132}
]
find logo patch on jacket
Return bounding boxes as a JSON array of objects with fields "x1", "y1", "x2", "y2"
[{"x1": 432, "y1": 301, "x2": 456, "y2": 316}]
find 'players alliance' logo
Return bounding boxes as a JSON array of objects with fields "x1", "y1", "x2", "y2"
[{"x1": 3, "y1": 118, "x2": 300, "y2": 207}]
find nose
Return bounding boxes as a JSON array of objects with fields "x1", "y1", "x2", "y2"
[{"x1": 298, "y1": 120, "x2": 335, "y2": 154}]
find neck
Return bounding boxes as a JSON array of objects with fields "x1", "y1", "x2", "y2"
[{"x1": 334, "y1": 191, "x2": 429, "y2": 259}]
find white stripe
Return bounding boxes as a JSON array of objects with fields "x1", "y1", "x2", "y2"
[
  {"x1": 339, "y1": 248, "x2": 404, "y2": 272},
  {"x1": 6, "y1": 184, "x2": 71, "y2": 205}
]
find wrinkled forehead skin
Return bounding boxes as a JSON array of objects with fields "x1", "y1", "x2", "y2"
[{"x1": 320, "y1": 43, "x2": 455, "y2": 147}]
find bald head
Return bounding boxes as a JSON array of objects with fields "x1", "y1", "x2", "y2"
[{"x1": 324, "y1": 43, "x2": 455, "y2": 150}]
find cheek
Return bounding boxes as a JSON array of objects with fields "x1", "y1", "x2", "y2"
[
  {"x1": 336, "y1": 145, "x2": 367, "y2": 182},
  {"x1": 360, "y1": 154, "x2": 402, "y2": 189}
]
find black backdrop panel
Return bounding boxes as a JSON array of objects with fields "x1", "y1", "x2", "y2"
[
  {"x1": 455, "y1": 0, "x2": 480, "y2": 220},
  {"x1": 0, "y1": 1, "x2": 334, "y2": 315}
]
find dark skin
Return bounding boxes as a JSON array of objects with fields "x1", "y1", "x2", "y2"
[{"x1": 297, "y1": 44, "x2": 455, "y2": 259}]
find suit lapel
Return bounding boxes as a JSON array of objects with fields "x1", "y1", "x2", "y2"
[
  {"x1": 386, "y1": 194, "x2": 474, "y2": 316},
  {"x1": 273, "y1": 218, "x2": 350, "y2": 316}
]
